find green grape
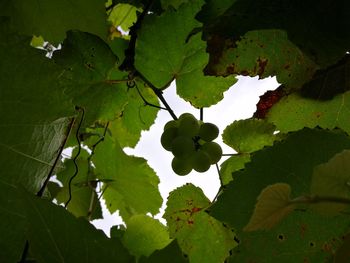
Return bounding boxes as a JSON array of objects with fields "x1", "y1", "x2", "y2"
[
  {"x1": 161, "y1": 127, "x2": 178, "y2": 151},
  {"x1": 171, "y1": 136, "x2": 195, "y2": 158},
  {"x1": 178, "y1": 113, "x2": 200, "y2": 137},
  {"x1": 201, "y1": 142, "x2": 222, "y2": 164},
  {"x1": 192, "y1": 150, "x2": 211, "y2": 172},
  {"x1": 199, "y1": 122, "x2": 219, "y2": 142},
  {"x1": 171, "y1": 157, "x2": 192, "y2": 175},
  {"x1": 164, "y1": 120, "x2": 178, "y2": 130}
]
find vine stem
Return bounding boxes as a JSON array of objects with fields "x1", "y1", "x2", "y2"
[
  {"x1": 212, "y1": 163, "x2": 224, "y2": 203},
  {"x1": 37, "y1": 117, "x2": 75, "y2": 197}
]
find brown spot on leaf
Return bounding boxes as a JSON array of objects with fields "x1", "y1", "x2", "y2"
[
  {"x1": 187, "y1": 220, "x2": 194, "y2": 225},
  {"x1": 257, "y1": 58, "x2": 268, "y2": 76},
  {"x1": 254, "y1": 87, "x2": 285, "y2": 119}
]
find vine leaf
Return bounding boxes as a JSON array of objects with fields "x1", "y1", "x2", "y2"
[
  {"x1": 164, "y1": 184, "x2": 237, "y2": 263},
  {"x1": 108, "y1": 3, "x2": 142, "y2": 32},
  {"x1": 244, "y1": 183, "x2": 295, "y2": 231},
  {"x1": 92, "y1": 134, "x2": 162, "y2": 221},
  {"x1": 135, "y1": 0, "x2": 236, "y2": 107},
  {"x1": 220, "y1": 154, "x2": 251, "y2": 185},
  {"x1": 109, "y1": 83, "x2": 160, "y2": 148},
  {"x1": 311, "y1": 150, "x2": 350, "y2": 214},
  {"x1": 206, "y1": 30, "x2": 318, "y2": 90},
  {"x1": 21, "y1": 188, "x2": 133, "y2": 262},
  {"x1": 54, "y1": 31, "x2": 128, "y2": 127},
  {"x1": 222, "y1": 118, "x2": 277, "y2": 153},
  {"x1": 0, "y1": 17, "x2": 74, "y2": 192},
  {"x1": 122, "y1": 214, "x2": 172, "y2": 258},
  {"x1": 0, "y1": 0, "x2": 108, "y2": 44}
]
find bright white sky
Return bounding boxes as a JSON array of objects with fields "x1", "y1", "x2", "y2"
[{"x1": 92, "y1": 76, "x2": 279, "y2": 234}]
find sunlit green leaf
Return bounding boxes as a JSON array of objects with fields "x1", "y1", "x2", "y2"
[
  {"x1": 54, "y1": 31, "x2": 128, "y2": 127},
  {"x1": 220, "y1": 154, "x2": 251, "y2": 185},
  {"x1": 222, "y1": 118, "x2": 277, "y2": 153},
  {"x1": 92, "y1": 135, "x2": 162, "y2": 221},
  {"x1": 135, "y1": 1, "x2": 236, "y2": 107},
  {"x1": 108, "y1": 3, "x2": 141, "y2": 32},
  {"x1": 164, "y1": 184, "x2": 237, "y2": 263},
  {"x1": 207, "y1": 30, "x2": 318, "y2": 89},
  {"x1": 122, "y1": 214, "x2": 171, "y2": 257}
]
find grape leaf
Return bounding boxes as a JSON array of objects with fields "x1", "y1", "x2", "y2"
[
  {"x1": 22, "y1": 189, "x2": 133, "y2": 262},
  {"x1": 244, "y1": 183, "x2": 295, "y2": 231},
  {"x1": 334, "y1": 234, "x2": 350, "y2": 263},
  {"x1": 108, "y1": 83, "x2": 160, "y2": 148},
  {"x1": 222, "y1": 118, "x2": 277, "y2": 153},
  {"x1": 92, "y1": 134, "x2": 162, "y2": 221},
  {"x1": 0, "y1": 0, "x2": 108, "y2": 44},
  {"x1": 220, "y1": 154, "x2": 251, "y2": 185},
  {"x1": 108, "y1": 3, "x2": 141, "y2": 32},
  {"x1": 201, "y1": 0, "x2": 350, "y2": 67},
  {"x1": 135, "y1": 1, "x2": 236, "y2": 107},
  {"x1": 0, "y1": 17, "x2": 74, "y2": 192},
  {"x1": 139, "y1": 240, "x2": 188, "y2": 263},
  {"x1": 211, "y1": 128, "x2": 350, "y2": 261},
  {"x1": 122, "y1": 214, "x2": 171, "y2": 257},
  {"x1": 266, "y1": 91, "x2": 350, "y2": 135},
  {"x1": 54, "y1": 31, "x2": 128, "y2": 127},
  {"x1": 207, "y1": 30, "x2": 318, "y2": 89},
  {"x1": 310, "y1": 150, "x2": 350, "y2": 214},
  {"x1": 164, "y1": 184, "x2": 237, "y2": 263}
]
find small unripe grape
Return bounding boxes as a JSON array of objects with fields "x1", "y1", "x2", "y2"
[
  {"x1": 171, "y1": 136, "x2": 195, "y2": 158},
  {"x1": 201, "y1": 142, "x2": 222, "y2": 164},
  {"x1": 199, "y1": 123, "x2": 219, "y2": 142},
  {"x1": 164, "y1": 120, "x2": 178, "y2": 130},
  {"x1": 178, "y1": 114, "x2": 199, "y2": 137},
  {"x1": 161, "y1": 127, "x2": 178, "y2": 151},
  {"x1": 192, "y1": 151, "x2": 211, "y2": 172},
  {"x1": 172, "y1": 157, "x2": 192, "y2": 175}
]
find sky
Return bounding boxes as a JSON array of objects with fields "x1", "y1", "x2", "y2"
[{"x1": 92, "y1": 75, "x2": 279, "y2": 234}]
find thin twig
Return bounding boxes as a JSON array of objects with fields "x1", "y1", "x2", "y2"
[
  {"x1": 18, "y1": 241, "x2": 29, "y2": 263},
  {"x1": 222, "y1": 153, "x2": 236, "y2": 156},
  {"x1": 135, "y1": 84, "x2": 167, "y2": 110},
  {"x1": 106, "y1": 79, "x2": 133, "y2": 84},
  {"x1": 212, "y1": 163, "x2": 224, "y2": 203},
  {"x1": 200, "y1": 108, "x2": 203, "y2": 121},
  {"x1": 65, "y1": 107, "x2": 85, "y2": 208},
  {"x1": 36, "y1": 118, "x2": 75, "y2": 197}
]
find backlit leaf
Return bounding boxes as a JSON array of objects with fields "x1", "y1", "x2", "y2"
[{"x1": 244, "y1": 183, "x2": 295, "y2": 231}]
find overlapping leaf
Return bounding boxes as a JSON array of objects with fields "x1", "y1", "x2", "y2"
[
  {"x1": 135, "y1": 0, "x2": 236, "y2": 107},
  {"x1": 92, "y1": 135, "x2": 162, "y2": 221},
  {"x1": 164, "y1": 184, "x2": 237, "y2": 263},
  {"x1": 0, "y1": 0, "x2": 107, "y2": 44},
  {"x1": 54, "y1": 31, "x2": 128, "y2": 127},
  {"x1": 211, "y1": 128, "x2": 350, "y2": 261},
  {"x1": 108, "y1": 3, "x2": 141, "y2": 32},
  {"x1": 0, "y1": 17, "x2": 74, "y2": 192},
  {"x1": 220, "y1": 154, "x2": 251, "y2": 185},
  {"x1": 206, "y1": 30, "x2": 318, "y2": 89}
]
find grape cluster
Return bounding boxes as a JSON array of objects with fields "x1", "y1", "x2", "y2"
[{"x1": 161, "y1": 113, "x2": 222, "y2": 175}]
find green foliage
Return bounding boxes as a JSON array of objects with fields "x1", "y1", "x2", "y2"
[{"x1": 2, "y1": 1, "x2": 350, "y2": 262}]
